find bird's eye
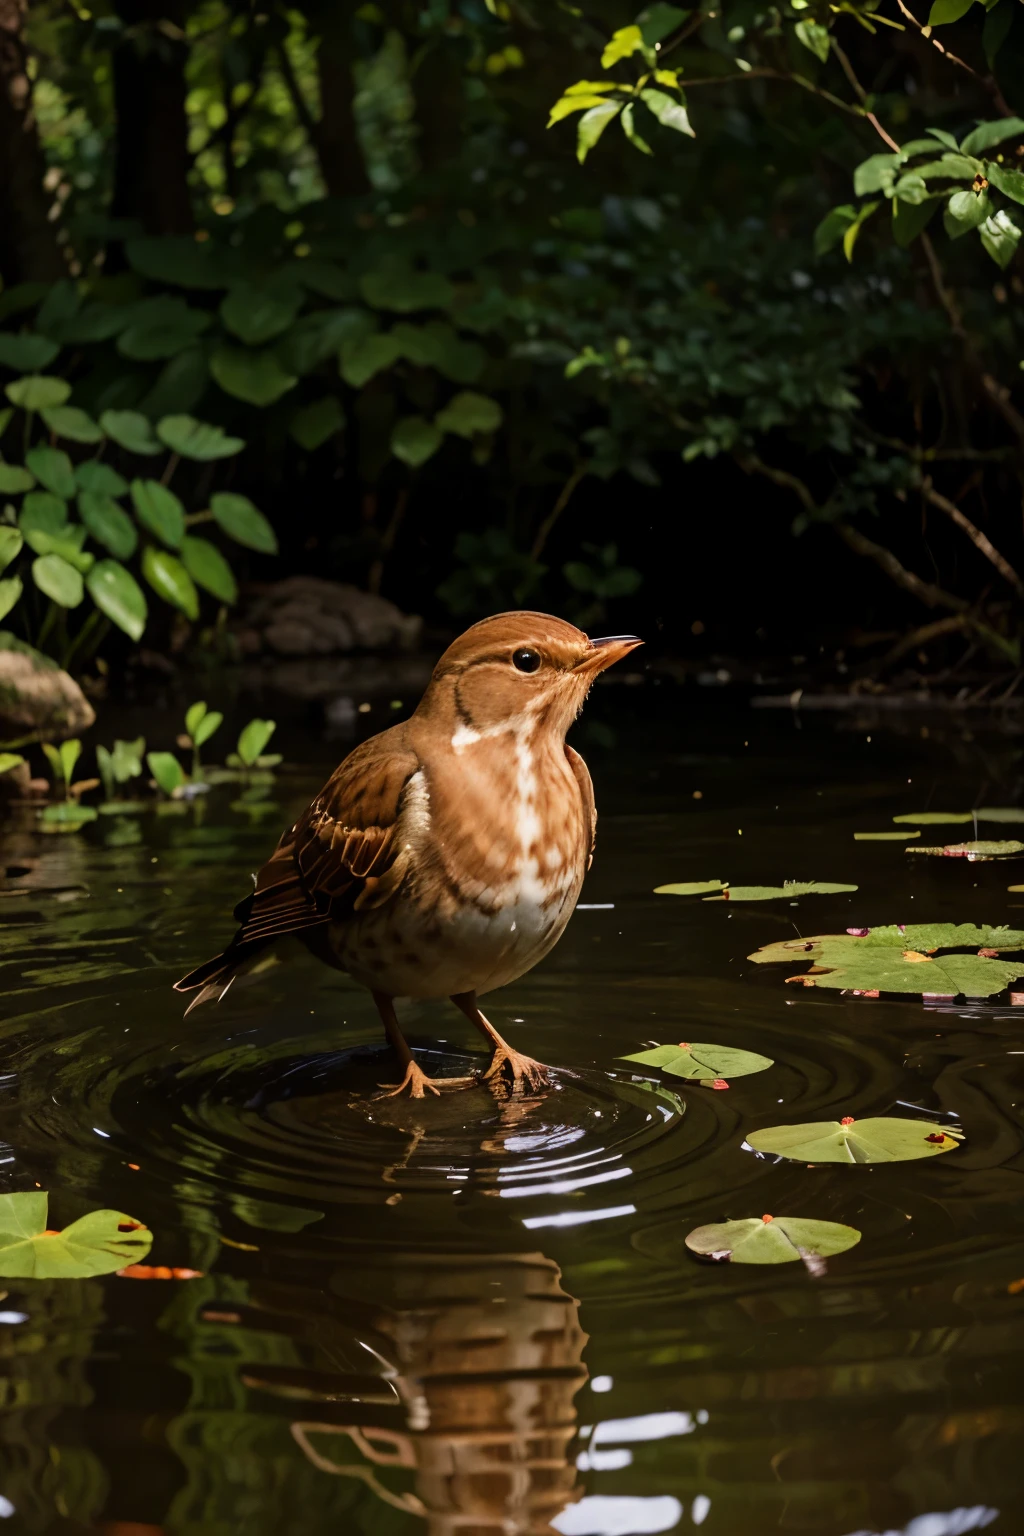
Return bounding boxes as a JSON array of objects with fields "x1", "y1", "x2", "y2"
[{"x1": 512, "y1": 648, "x2": 541, "y2": 674}]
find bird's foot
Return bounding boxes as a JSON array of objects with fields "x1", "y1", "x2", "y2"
[
  {"x1": 376, "y1": 1061, "x2": 477, "y2": 1100},
  {"x1": 483, "y1": 1045, "x2": 550, "y2": 1096}
]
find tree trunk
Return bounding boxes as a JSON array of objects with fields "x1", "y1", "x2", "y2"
[
  {"x1": 110, "y1": 0, "x2": 194, "y2": 235},
  {"x1": 0, "y1": 0, "x2": 68, "y2": 286},
  {"x1": 314, "y1": 3, "x2": 370, "y2": 196}
]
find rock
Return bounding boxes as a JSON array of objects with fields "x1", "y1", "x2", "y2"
[
  {"x1": 237, "y1": 578, "x2": 421, "y2": 657},
  {"x1": 0, "y1": 632, "x2": 95, "y2": 742}
]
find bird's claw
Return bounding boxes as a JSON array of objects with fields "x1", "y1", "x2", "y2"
[
  {"x1": 376, "y1": 1061, "x2": 477, "y2": 1099},
  {"x1": 483, "y1": 1046, "x2": 550, "y2": 1096}
]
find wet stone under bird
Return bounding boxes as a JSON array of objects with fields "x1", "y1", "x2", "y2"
[{"x1": 0, "y1": 691, "x2": 1021, "y2": 1536}]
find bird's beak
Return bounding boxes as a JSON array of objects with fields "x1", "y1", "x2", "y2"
[{"x1": 575, "y1": 634, "x2": 644, "y2": 675}]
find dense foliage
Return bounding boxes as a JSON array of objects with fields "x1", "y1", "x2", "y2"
[{"x1": 0, "y1": 0, "x2": 1022, "y2": 672}]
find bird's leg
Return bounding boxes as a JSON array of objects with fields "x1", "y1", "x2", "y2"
[
  {"x1": 373, "y1": 992, "x2": 476, "y2": 1098},
  {"x1": 449, "y1": 992, "x2": 549, "y2": 1094}
]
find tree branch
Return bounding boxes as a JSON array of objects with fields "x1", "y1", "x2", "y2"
[
  {"x1": 921, "y1": 477, "x2": 1024, "y2": 598},
  {"x1": 893, "y1": 0, "x2": 1014, "y2": 117}
]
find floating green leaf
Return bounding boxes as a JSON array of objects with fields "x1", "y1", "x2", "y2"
[
  {"x1": 86, "y1": 560, "x2": 147, "y2": 641},
  {"x1": 0, "y1": 1192, "x2": 152, "y2": 1278},
  {"x1": 79, "y1": 493, "x2": 137, "y2": 560},
  {"x1": 156, "y1": 415, "x2": 244, "y2": 461},
  {"x1": 909, "y1": 840, "x2": 1024, "y2": 860},
  {"x1": 32, "y1": 553, "x2": 83, "y2": 607},
  {"x1": 977, "y1": 807, "x2": 1024, "y2": 822},
  {"x1": 620, "y1": 1041, "x2": 773, "y2": 1081},
  {"x1": 41, "y1": 405, "x2": 103, "y2": 444},
  {"x1": 289, "y1": 396, "x2": 345, "y2": 451},
  {"x1": 146, "y1": 750, "x2": 186, "y2": 797},
  {"x1": 749, "y1": 923, "x2": 1024, "y2": 997},
  {"x1": 436, "y1": 391, "x2": 503, "y2": 438},
  {"x1": 142, "y1": 547, "x2": 198, "y2": 619},
  {"x1": 685, "y1": 1214, "x2": 861, "y2": 1264},
  {"x1": 25, "y1": 446, "x2": 76, "y2": 500},
  {"x1": 0, "y1": 333, "x2": 59, "y2": 371},
  {"x1": 892, "y1": 812, "x2": 974, "y2": 824},
  {"x1": 855, "y1": 830, "x2": 920, "y2": 840},
  {"x1": 100, "y1": 410, "x2": 161, "y2": 456},
  {"x1": 39, "y1": 801, "x2": 97, "y2": 830},
  {"x1": 210, "y1": 492, "x2": 277, "y2": 553},
  {"x1": 181, "y1": 535, "x2": 237, "y2": 604},
  {"x1": 131, "y1": 479, "x2": 185, "y2": 548},
  {"x1": 747, "y1": 1116, "x2": 962, "y2": 1164},
  {"x1": 654, "y1": 879, "x2": 856, "y2": 900},
  {"x1": 5, "y1": 376, "x2": 71, "y2": 411},
  {"x1": 654, "y1": 880, "x2": 726, "y2": 896},
  {"x1": 391, "y1": 415, "x2": 443, "y2": 467},
  {"x1": 210, "y1": 344, "x2": 297, "y2": 406}
]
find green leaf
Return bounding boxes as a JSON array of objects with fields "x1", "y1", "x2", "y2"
[
  {"x1": 854, "y1": 830, "x2": 920, "y2": 839},
  {"x1": 979, "y1": 209, "x2": 1021, "y2": 268},
  {"x1": 156, "y1": 415, "x2": 244, "y2": 461},
  {"x1": 893, "y1": 811, "x2": 974, "y2": 824},
  {"x1": 909, "y1": 839, "x2": 1024, "y2": 858},
  {"x1": 283, "y1": 259, "x2": 355, "y2": 300},
  {"x1": 5, "y1": 376, "x2": 71, "y2": 411},
  {"x1": 927, "y1": 0, "x2": 975, "y2": 23},
  {"x1": 25, "y1": 446, "x2": 76, "y2": 499},
  {"x1": 944, "y1": 187, "x2": 991, "y2": 237},
  {"x1": 638, "y1": 88, "x2": 694, "y2": 138},
  {"x1": 0, "y1": 463, "x2": 35, "y2": 493},
  {"x1": 391, "y1": 322, "x2": 485, "y2": 383},
  {"x1": 107, "y1": 736, "x2": 146, "y2": 782},
  {"x1": 220, "y1": 282, "x2": 303, "y2": 345},
  {"x1": 601, "y1": 25, "x2": 645, "y2": 67},
  {"x1": 853, "y1": 154, "x2": 901, "y2": 196},
  {"x1": 146, "y1": 750, "x2": 186, "y2": 797},
  {"x1": 987, "y1": 163, "x2": 1024, "y2": 205},
  {"x1": 79, "y1": 492, "x2": 137, "y2": 560},
  {"x1": 210, "y1": 492, "x2": 277, "y2": 553},
  {"x1": 181, "y1": 535, "x2": 238, "y2": 604},
  {"x1": 53, "y1": 302, "x2": 131, "y2": 344},
  {"x1": 359, "y1": 267, "x2": 454, "y2": 314},
  {"x1": 976, "y1": 806, "x2": 1024, "y2": 822},
  {"x1": 893, "y1": 194, "x2": 941, "y2": 247},
  {"x1": 685, "y1": 1214, "x2": 861, "y2": 1264},
  {"x1": 59, "y1": 738, "x2": 81, "y2": 782},
  {"x1": 709, "y1": 881, "x2": 858, "y2": 902},
  {"x1": 117, "y1": 298, "x2": 210, "y2": 361},
  {"x1": 32, "y1": 552, "x2": 83, "y2": 607},
  {"x1": 140, "y1": 347, "x2": 210, "y2": 420},
  {"x1": 620, "y1": 102, "x2": 653, "y2": 155},
  {"x1": 339, "y1": 332, "x2": 403, "y2": 387},
  {"x1": 40, "y1": 405, "x2": 102, "y2": 444},
  {"x1": 193, "y1": 709, "x2": 223, "y2": 748},
  {"x1": 76, "y1": 461, "x2": 128, "y2": 497},
  {"x1": 131, "y1": 479, "x2": 185, "y2": 549},
  {"x1": 0, "y1": 333, "x2": 60, "y2": 371},
  {"x1": 35, "y1": 281, "x2": 80, "y2": 337},
  {"x1": 276, "y1": 306, "x2": 375, "y2": 375},
  {"x1": 126, "y1": 235, "x2": 238, "y2": 290},
  {"x1": 548, "y1": 93, "x2": 621, "y2": 128},
  {"x1": 749, "y1": 923, "x2": 1024, "y2": 996},
  {"x1": 0, "y1": 752, "x2": 25, "y2": 775},
  {"x1": 19, "y1": 489, "x2": 67, "y2": 536},
  {"x1": 0, "y1": 526, "x2": 22, "y2": 570},
  {"x1": 184, "y1": 701, "x2": 207, "y2": 739},
  {"x1": 815, "y1": 206, "x2": 858, "y2": 257},
  {"x1": 983, "y1": 0, "x2": 1014, "y2": 67},
  {"x1": 39, "y1": 800, "x2": 97, "y2": 830},
  {"x1": 843, "y1": 201, "x2": 880, "y2": 261},
  {"x1": 0, "y1": 1193, "x2": 152, "y2": 1278},
  {"x1": 748, "y1": 1116, "x2": 962, "y2": 1164},
  {"x1": 620, "y1": 1041, "x2": 773, "y2": 1081},
  {"x1": 654, "y1": 879, "x2": 726, "y2": 896},
  {"x1": 237, "y1": 717, "x2": 276, "y2": 766},
  {"x1": 391, "y1": 415, "x2": 443, "y2": 467},
  {"x1": 142, "y1": 547, "x2": 198, "y2": 620},
  {"x1": 23, "y1": 520, "x2": 91, "y2": 568},
  {"x1": 637, "y1": 5, "x2": 688, "y2": 47},
  {"x1": 960, "y1": 116, "x2": 1024, "y2": 156},
  {"x1": 436, "y1": 391, "x2": 503, "y2": 438},
  {"x1": 0, "y1": 576, "x2": 23, "y2": 622},
  {"x1": 794, "y1": 20, "x2": 830, "y2": 62},
  {"x1": 577, "y1": 100, "x2": 623, "y2": 163},
  {"x1": 289, "y1": 396, "x2": 345, "y2": 451},
  {"x1": 210, "y1": 345, "x2": 297, "y2": 407},
  {"x1": 100, "y1": 410, "x2": 161, "y2": 456},
  {"x1": 926, "y1": 127, "x2": 961, "y2": 151}
]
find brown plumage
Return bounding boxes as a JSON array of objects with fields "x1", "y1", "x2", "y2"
[{"x1": 175, "y1": 611, "x2": 641, "y2": 1096}]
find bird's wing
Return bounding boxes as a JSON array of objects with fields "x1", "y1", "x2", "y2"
[{"x1": 564, "y1": 744, "x2": 597, "y2": 869}]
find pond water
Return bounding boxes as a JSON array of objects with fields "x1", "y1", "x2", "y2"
[{"x1": 0, "y1": 692, "x2": 1022, "y2": 1536}]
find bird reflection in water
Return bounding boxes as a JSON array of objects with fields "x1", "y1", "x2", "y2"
[{"x1": 290, "y1": 1247, "x2": 588, "y2": 1535}]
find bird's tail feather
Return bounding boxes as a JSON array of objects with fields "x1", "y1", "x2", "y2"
[{"x1": 183, "y1": 973, "x2": 235, "y2": 1016}]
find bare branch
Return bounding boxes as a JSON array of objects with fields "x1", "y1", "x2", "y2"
[
  {"x1": 893, "y1": 0, "x2": 1014, "y2": 117},
  {"x1": 921, "y1": 478, "x2": 1024, "y2": 598}
]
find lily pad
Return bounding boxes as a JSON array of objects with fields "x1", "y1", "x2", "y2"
[
  {"x1": 976, "y1": 807, "x2": 1024, "y2": 823},
  {"x1": 747, "y1": 1115, "x2": 962, "y2": 1164},
  {"x1": 654, "y1": 880, "x2": 857, "y2": 901},
  {"x1": 892, "y1": 811, "x2": 974, "y2": 825},
  {"x1": 685, "y1": 1213, "x2": 861, "y2": 1264},
  {"x1": 0, "y1": 1192, "x2": 153, "y2": 1277},
  {"x1": 654, "y1": 880, "x2": 726, "y2": 896},
  {"x1": 749, "y1": 923, "x2": 1024, "y2": 997},
  {"x1": 39, "y1": 802, "x2": 98, "y2": 830},
  {"x1": 855, "y1": 830, "x2": 921, "y2": 840},
  {"x1": 908, "y1": 840, "x2": 1024, "y2": 860},
  {"x1": 620, "y1": 1041, "x2": 773, "y2": 1081}
]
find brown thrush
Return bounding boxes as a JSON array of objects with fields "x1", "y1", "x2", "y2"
[{"x1": 174, "y1": 611, "x2": 641, "y2": 1096}]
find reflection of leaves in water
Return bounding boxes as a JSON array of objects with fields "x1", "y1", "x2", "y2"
[
  {"x1": 0, "y1": 1192, "x2": 152, "y2": 1278},
  {"x1": 620, "y1": 1041, "x2": 773, "y2": 1081},
  {"x1": 750, "y1": 924, "x2": 1024, "y2": 996},
  {"x1": 747, "y1": 1116, "x2": 963, "y2": 1164},
  {"x1": 20, "y1": 961, "x2": 136, "y2": 986},
  {"x1": 908, "y1": 840, "x2": 1024, "y2": 860},
  {"x1": 229, "y1": 1195, "x2": 324, "y2": 1233},
  {"x1": 685, "y1": 1214, "x2": 861, "y2": 1264},
  {"x1": 101, "y1": 814, "x2": 144, "y2": 848}
]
